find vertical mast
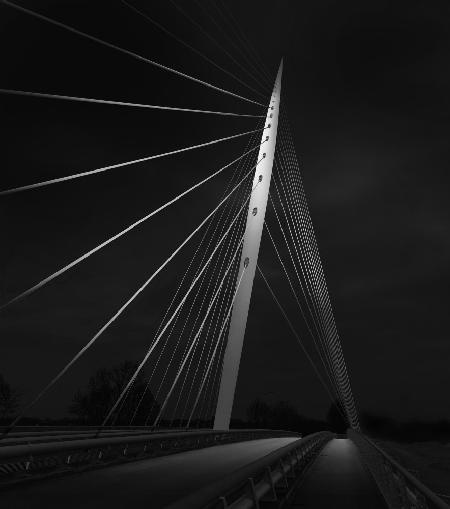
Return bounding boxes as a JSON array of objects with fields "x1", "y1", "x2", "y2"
[{"x1": 214, "y1": 61, "x2": 283, "y2": 430}]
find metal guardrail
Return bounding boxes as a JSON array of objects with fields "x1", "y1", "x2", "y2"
[
  {"x1": 0, "y1": 428, "x2": 300, "y2": 482},
  {"x1": 0, "y1": 425, "x2": 206, "y2": 438},
  {"x1": 0, "y1": 426, "x2": 213, "y2": 447},
  {"x1": 349, "y1": 429, "x2": 450, "y2": 509},
  {"x1": 165, "y1": 431, "x2": 334, "y2": 509}
]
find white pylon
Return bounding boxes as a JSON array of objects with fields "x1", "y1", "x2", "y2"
[{"x1": 214, "y1": 60, "x2": 283, "y2": 430}]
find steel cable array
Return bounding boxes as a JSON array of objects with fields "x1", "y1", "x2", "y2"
[
  {"x1": 261, "y1": 100, "x2": 360, "y2": 429},
  {"x1": 1, "y1": 0, "x2": 360, "y2": 436}
]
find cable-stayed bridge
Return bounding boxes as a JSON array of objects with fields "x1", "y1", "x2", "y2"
[{"x1": 0, "y1": 1, "x2": 448, "y2": 508}]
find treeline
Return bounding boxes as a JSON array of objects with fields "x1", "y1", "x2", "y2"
[
  {"x1": 0, "y1": 362, "x2": 159, "y2": 427},
  {"x1": 2, "y1": 365, "x2": 450, "y2": 441},
  {"x1": 241, "y1": 398, "x2": 347, "y2": 435},
  {"x1": 0, "y1": 366, "x2": 344, "y2": 431}
]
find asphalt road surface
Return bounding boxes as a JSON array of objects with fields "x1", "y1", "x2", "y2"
[{"x1": 0, "y1": 437, "x2": 298, "y2": 509}]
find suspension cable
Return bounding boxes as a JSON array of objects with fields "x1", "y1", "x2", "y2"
[
  {"x1": 273, "y1": 156, "x2": 341, "y2": 391},
  {"x1": 151, "y1": 235, "x2": 244, "y2": 428},
  {"x1": 161, "y1": 170, "x2": 251, "y2": 426},
  {"x1": 268, "y1": 193, "x2": 326, "y2": 351},
  {"x1": 186, "y1": 263, "x2": 246, "y2": 427},
  {"x1": 271, "y1": 168, "x2": 328, "y2": 344},
  {"x1": 195, "y1": 148, "x2": 254, "y2": 425},
  {"x1": 277, "y1": 112, "x2": 351, "y2": 402},
  {"x1": 171, "y1": 148, "x2": 254, "y2": 424},
  {"x1": 0, "y1": 88, "x2": 265, "y2": 118},
  {"x1": 175, "y1": 189, "x2": 246, "y2": 424},
  {"x1": 0, "y1": 127, "x2": 266, "y2": 195},
  {"x1": 104, "y1": 211, "x2": 249, "y2": 429},
  {"x1": 150, "y1": 137, "x2": 257, "y2": 425},
  {"x1": 279, "y1": 107, "x2": 359, "y2": 427},
  {"x1": 3, "y1": 160, "x2": 262, "y2": 435},
  {"x1": 1, "y1": 0, "x2": 266, "y2": 107},
  {"x1": 275, "y1": 133, "x2": 347, "y2": 412},
  {"x1": 121, "y1": 0, "x2": 267, "y2": 101},
  {"x1": 168, "y1": 0, "x2": 270, "y2": 96},
  {"x1": 0, "y1": 141, "x2": 265, "y2": 313},
  {"x1": 268, "y1": 191, "x2": 346, "y2": 411},
  {"x1": 276, "y1": 120, "x2": 336, "y2": 351},
  {"x1": 256, "y1": 264, "x2": 348, "y2": 422},
  {"x1": 137, "y1": 125, "x2": 262, "y2": 424},
  {"x1": 102, "y1": 176, "x2": 261, "y2": 430},
  {"x1": 263, "y1": 222, "x2": 341, "y2": 400},
  {"x1": 215, "y1": 0, "x2": 273, "y2": 81},
  {"x1": 192, "y1": 0, "x2": 272, "y2": 90},
  {"x1": 166, "y1": 130, "x2": 258, "y2": 425}
]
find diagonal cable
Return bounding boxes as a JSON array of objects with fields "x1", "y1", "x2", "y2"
[
  {"x1": 215, "y1": 0, "x2": 273, "y2": 80},
  {"x1": 2, "y1": 0, "x2": 266, "y2": 107},
  {"x1": 273, "y1": 154, "x2": 342, "y2": 394},
  {"x1": 0, "y1": 88, "x2": 265, "y2": 118},
  {"x1": 186, "y1": 262, "x2": 246, "y2": 427},
  {"x1": 277, "y1": 113, "x2": 350, "y2": 397},
  {"x1": 275, "y1": 126, "x2": 348, "y2": 413},
  {"x1": 155, "y1": 139, "x2": 256, "y2": 425},
  {"x1": 121, "y1": 0, "x2": 267, "y2": 101},
  {"x1": 271, "y1": 168, "x2": 329, "y2": 346},
  {"x1": 168, "y1": 0, "x2": 270, "y2": 95},
  {"x1": 103, "y1": 174, "x2": 261, "y2": 430},
  {"x1": 192, "y1": 0, "x2": 272, "y2": 89},
  {"x1": 136, "y1": 125, "x2": 262, "y2": 424},
  {"x1": 0, "y1": 141, "x2": 265, "y2": 312},
  {"x1": 175, "y1": 190, "x2": 246, "y2": 424},
  {"x1": 4, "y1": 159, "x2": 262, "y2": 434},
  {"x1": 264, "y1": 221, "x2": 341, "y2": 400},
  {"x1": 268, "y1": 193, "x2": 326, "y2": 353},
  {"x1": 151, "y1": 236, "x2": 244, "y2": 428},
  {"x1": 171, "y1": 154, "x2": 252, "y2": 423},
  {"x1": 0, "y1": 127, "x2": 266, "y2": 195},
  {"x1": 279, "y1": 107, "x2": 359, "y2": 427},
  {"x1": 257, "y1": 264, "x2": 348, "y2": 422}
]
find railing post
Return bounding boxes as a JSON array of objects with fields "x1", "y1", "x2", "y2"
[
  {"x1": 264, "y1": 466, "x2": 278, "y2": 502},
  {"x1": 214, "y1": 60, "x2": 283, "y2": 430},
  {"x1": 247, "y1": 477, "x2": 261, "y2": 509}
]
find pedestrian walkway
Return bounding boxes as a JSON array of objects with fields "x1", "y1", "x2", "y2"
[{"x1": 289, "y1": 438, "x2": 387, "y2": 508}]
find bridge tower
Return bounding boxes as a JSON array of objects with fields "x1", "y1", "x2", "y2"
[{"x1": 214, "y1": 61, "x2": 283, "y2": 430}]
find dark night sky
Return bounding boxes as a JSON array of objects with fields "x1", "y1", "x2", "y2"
[{"x1": 1, "y1": 0, "x2": 450, "y2": 424}]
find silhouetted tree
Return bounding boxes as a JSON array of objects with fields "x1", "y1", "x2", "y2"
[
  {"x1": 246, "y1": 398, "x2": 331, "y2": 434},
  {"x1": 247, "y1": 398, "x2": 272, "y2": 427},
  {"x1": 70, "y1": 361, "x2": 159, "y2": 426},
  {"x1": 247, "y1": 399, "x2": 301, "y2": 430},
  {"x1": 269, "y1": 401, "x2": 299, "y2": 430},
  {"x1": 0, "y1": 373, "x2": 20, "y2": 421}
]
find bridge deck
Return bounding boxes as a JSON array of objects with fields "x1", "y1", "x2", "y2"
[
  {"x1": 290, "y1": 438, "x2": 387, "y2": 508},
  {"x1": 0, "y1": 437, "x2": 298, "y2": 509}
]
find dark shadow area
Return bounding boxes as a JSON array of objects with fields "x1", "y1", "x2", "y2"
[
  {"x1": 361, "y1": 412, "x2": 450, "y2": 443},
  {"x1": 234, "y1": 398, "x2": 342, "y2": 434}
]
